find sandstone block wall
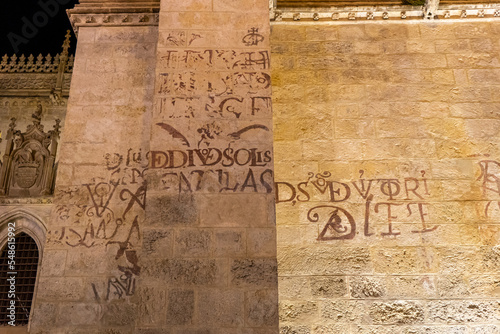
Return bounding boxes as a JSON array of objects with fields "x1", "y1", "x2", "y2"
[
  {"x1": 28, "y1": 0, "x2": 279, "y2": 332},
  {"x1": 272, "y1": 20, "x2": 500, "y2": 333},
  {"x1": 148, "y1": 0, "x2": 278, "y2": 331},
  {"x1": 30, "y1": 25, "x2": 158, "y2": 333}
]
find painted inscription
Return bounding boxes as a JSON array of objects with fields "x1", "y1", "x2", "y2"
[
  {"x1": 478, "y1": 160, "x2": 500, "y2": 218},
  {"x1": 49, "y1": 157, "x2": 147, "y2": 302},
  {"x1": 276, "y1": 170, "x2": 437, "y2": 240}
]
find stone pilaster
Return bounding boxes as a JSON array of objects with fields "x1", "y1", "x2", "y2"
[
  {"x1": 143, "y1": 0, "x2": 278, "y2": 331},
  {"x1": 29, "y1": 0, "x2": 277, "y2": 332},
  {"x1": 30, "y1": 1, "x2": 158, "y2": 332}
]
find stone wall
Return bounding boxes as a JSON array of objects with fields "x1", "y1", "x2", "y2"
[
  {"x1": 272, "y1": 20, "x2": 500, "y2": 333},
  {"x1": 28, "y1": 0, "x2": 279, "y2": 332},
  {"x1": 29, "y1": 24, "x2": 158, "y2": 333},
  {"x1": 147, "y1": 0, "x2": 278, "y2": 332}
]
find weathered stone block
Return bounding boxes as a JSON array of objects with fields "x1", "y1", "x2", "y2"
[
  {"x1": 427, "y1": 301, "x2": 500, "y2": 323},
  {"x1": 174, "y1": 229, "x2": 212, "y2": 257},
  {"x1": 471, "y1": 325, "x2": 500, "y2": 334},
  {"x1": 57, "y1": 303, "x2": 101, "y2": 326},
  {"x1": 310, "y1": 276, "x2": 347, "y2": 298},
  {"x1": 278, "y1": 246, "x2": 373, "y2": 275},
  {"x1": 373, "y1": 247, "x2": 438, "y2": 274},
  {"x1": 437, "y1": 247, "x2": 482, "y2": 274},
  {"x1": 64, "y1": 248, "x2": 110, "y2": 276},
  {"x1": 198, "y1": 289, "x2": 244, "y2": 327},
  {"x1": 321, "y1": 300, "x2": 365, "y2": 323},
  {"x1": 368, "y1": 301, "x2": 425, "y2": 325},
  {"x1": 279, "y1": 301, "x2": 318, "y2": 323},
  {"x1": 135, "y1": 329, "x2": 171, "y2": 334},
  {"x1": 469, "y1": 275, "x2": 500, "y2": 297},
  {"x1": 200, "y1": 194, "x2": 269, "y2": 227},
  {"x1": 39, "y1": 249, "x2": 67, "y2": 277},
  {"x1": 146, "y1": 194, "x2": 198, "y2": 226},
  {"x1": 102, "y1": 303, "x2": 138, "y2": 326},
  {"x1": 279, "y1": 326, "x2": 310, "y2": 334},
  {"x1": 324, "y1": 41, "x2": 354, "y2": 54},
  {"x1": 350, "y1": 276, "x2": 385, "y2": 299},
  {"x1": 166, "y1": 289, "x2": 194, "y2": 325},
  {"x1": 386, "y1": 276, "x2": 436, "y2": 299},
  {"x1": 138, "y1": 287, "x2": 167, "y2": 326},
  {"x1": 247, "y1": 228, "x2": 277, "y2": 257},
  {"x1": 30, "y1": 302, "x2": 58, "y2": 329},
  {"x1": 278, "y1": 276, "x2": 311, "y2": 300},
  {"x1": 311, "y1": 325, "x2": 350, "y2": 334},
  {"x1": 214, "y1": 229, "x2": 246, "y2": 256},
  {"x1": 231, "y1": 259, "x2": 278, "y2": 287},
  {"x1": 143, "y1": 258, "x2": 218, "y2": 285},
  {"x1": 37, "y1": 277, "x2": 84, "y2": 301},
  {"x1": 142, "y1": 229, "x2": 173, "y2": 257},
  {"x1": 335, "y1": 119, "x2": 376, "y2": 139},
  {"x1": 246, "y1": 289, "x2": 279, "y2": 327},
  {"x1": 173, "y1": 330, "x2": 210, "y2": 334},
  {"x1": 437, "y1": 275, "x2": 470, "y2": 298},
  {"x1": 270, "y1": 26, "x2": 307, "y2": 42},
  {"x1": 352, "y1": 325, "x2": 467, "y2": 334}
]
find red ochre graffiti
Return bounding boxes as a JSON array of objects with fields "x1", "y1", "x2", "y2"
[
  {"x1": 276, "y1": 170, "x2": 437, "y2": 240},
  {"x1": 478, "y1": 160, "x2": 500, "y2": 218}
]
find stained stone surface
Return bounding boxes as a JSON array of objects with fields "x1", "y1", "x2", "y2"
[
  {"x1": 2, "y1": 1, "x2": 500, "y2": 333},
  {"x1": 273, "y1": 19, "x2": 500, "y2": 332},
  {"x1": 25, "y1": 0, "x2": 277, "y2": 332}
]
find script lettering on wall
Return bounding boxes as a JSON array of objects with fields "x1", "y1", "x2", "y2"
[
  {"x1": 477, "y1": 160, "x2": 500, "y2": 218},
  {"x1": 276, "y1": 169, "x2": 437, "y2": 240}
]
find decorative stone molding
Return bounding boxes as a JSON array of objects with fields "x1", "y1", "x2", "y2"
[
  {"x1": 0, "y1": 97, "x2": 66, "y2": 107},
  {"x1": 1, "y1": 31, "x2": 73, "y2": 75},
  {"x1": 0, "y1": 75, "x2": 71, "y2": 99},
  {"x1": 67, "y1": 0, "x2": 160, "y2": 35},
  {"x1": 0, "y1": 54, "x2": 74, "y2": 74},
  {"x1": 271, "y1": 3, "x2": 500, "y2": 21},
  {"x1": 68, "y1": 12, "x2": 160, "y2": 35},
  {"x1": 423, "y1": 0, "x2": 440, "y2": 19},
  {"x1": 0, "y1": 32, "x2": 73, "y2": 98},
  {"x1": 0, "y1": 197, "x2": 53, "y2": 205}
]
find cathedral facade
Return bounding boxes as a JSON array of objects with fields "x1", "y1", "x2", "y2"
[{"x1": 1, "y1": 0, "x2": 500, "y2": 332}]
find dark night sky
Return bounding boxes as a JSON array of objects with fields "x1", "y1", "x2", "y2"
[{"x1": 0, "y1": 0, "x2": 79, "y2": 57}]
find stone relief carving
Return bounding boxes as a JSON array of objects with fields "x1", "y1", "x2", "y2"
[
  {"x1": 0, "y1": 53, "x2": 74, "y2": 74},
  {"x1": 0, "y1": 103, "x2": 61, "y2": 197},
  {"x1": 424, "y1": 0, "x2": 440, "y2": 19},
  {"x1": 68, "y1": 13, "x2": 160, "y2": 36},
  {"x1": 0, "y1": 75, "x2": 58, "y2": 90},
  {"x1": 0, "y1": 30, "x2": 73, "y2": 99},
  {"x1": 271, "y1": 3, "x2": 500, "y2": 21}
]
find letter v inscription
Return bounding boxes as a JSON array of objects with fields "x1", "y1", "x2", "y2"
[{"x1": 84, "y1": 182, "x2": 119, "y2": 218}]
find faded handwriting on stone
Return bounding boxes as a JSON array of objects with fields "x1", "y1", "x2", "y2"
[
  {"x1": 308, "y1": 206, "x2": 356, "y2": 240},
  {"x1": 277, "y1": 170, "x2": 437, "y2": 240},
  {"x1": 242, "y1": 27, "x2": 265, "y2": 46}
]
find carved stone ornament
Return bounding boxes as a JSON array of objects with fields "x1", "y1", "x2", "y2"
[
  {"x1": 271, "y1": 3, "x2": 500, "y2": 22},
  {"x1": 0, "y1": 103, "x2": 61, "y2": 197},
  {"x1": 68, "y1": 13, "x2": 160, "y2": 36}
]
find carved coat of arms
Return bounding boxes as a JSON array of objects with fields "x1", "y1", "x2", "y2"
[{"x1": 0, "y1": 103, "x2": 61, "y2": 197}]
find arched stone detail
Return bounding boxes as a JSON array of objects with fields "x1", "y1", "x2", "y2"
[{"x1": 0, "y1": 208, "x2": 47, "y2": 253}]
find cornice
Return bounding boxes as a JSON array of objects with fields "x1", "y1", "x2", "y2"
[
  {"x1": 68, "y1": 12, "x2": 159, "y2": 35},
  {"x1": 0, "y1": 197, "x2": 53, "y2": 205},
  {"x1": 67, "y1": 1, "x2": 160, "y2": 35},
  {"x1": 271, "y1": 3, "x2": 500, "y2": 21},
  {"x1": 68, "y1": 0, "x2": 160, "y2": 14}
]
